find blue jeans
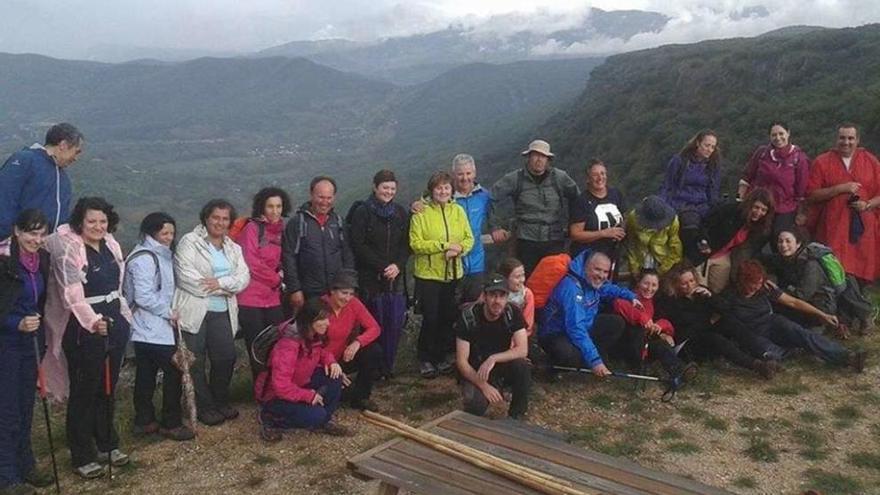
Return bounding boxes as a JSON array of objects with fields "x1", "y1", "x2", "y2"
[
  {"x1": 260, "y1": 370, "x2": 342, "y2": 430},
  {"x1": 749, "y1": 315, "x2": 850, "y2": 365}
]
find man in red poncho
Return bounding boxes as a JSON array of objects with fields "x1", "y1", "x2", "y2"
[{"x1": 806, "y1": 123, "x2": 880, "y2": 283}]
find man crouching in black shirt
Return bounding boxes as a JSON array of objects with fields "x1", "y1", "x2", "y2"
[{"x1": 455, "y1": 274, "x2": 531, "y2": 419}]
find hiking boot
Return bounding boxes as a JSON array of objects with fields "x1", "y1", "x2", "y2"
[
  {"x1": 0, "y1": 483, "x2": 35, "y2": 495},
  {"x1": 73, "y1": 462, "x2": 106, "y2": 479},
  {"x1": 260, "y1": 425, "x2": 282, "y2": 443},
  {"x1": 848, "y1": 350, "x2": 868, "y2": 373},
  {"x1": 197, "y1": 409, "x2": 226, "y2": 426},
  {"x1": 23, "y1": 467, "x2": 54, "y2": 488},
  {"x1": 676, "y1": 363, "x2": 698, "y2": 384},
  {"x1": 437, "y1": 355, "x2": 455, "y2": 375},
  {"x1": 753, "y1": 359, "x2": 780, "y2": 380},
  {"x1": 317, "y1": 422, "x2": 352, "y2": 437},
  {"x1": 350, "y1": 398, "x2": 380, "y2": 412},
  {"x1": 97, "y1": 449, "x2": 130, "y2": 467},
  {"x1": 419, "y1": 362, "x2": 439, "y2": 379},
  {"x1": 133, "y1": 421, "x2": 160, "y2": 436},
  {"x1": 217, "y1": 405, "x2": 240, "y2": 420},
  {"x1": 160, "y1": 426, "x2": 195, "y2": 441},
  {"x1": 858, "y1": 317, "x2": 876, "y2": 335}
]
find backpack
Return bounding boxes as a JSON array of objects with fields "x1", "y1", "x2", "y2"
[
  {"x1": 229, "y1": 217, "x2": 285, "y2": 247},
  {"x1": 525, "y1": 253, "x2": 572, "y2": 309},
  {"x1": 122, "y1": 249, "x2": 161, "y2": 310},
  {"x1": 290, "y1": 210, "x2": 344, "y2": 255},
  {"x1": 804, "y1": 243, "x2": 847, "y2": 294},
  {"x1": 250, "y1": 318, "x2": 294, "y2": 367}
]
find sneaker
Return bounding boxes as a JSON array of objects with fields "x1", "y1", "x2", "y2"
[
  {"x1": 350, "y1": 399, "x2": 380, "y2": 412},
  {"x1": 217, "y1": 405, "x2": 240, "y2": 420},
  {"x1": 23, "y1": 467, "x2": 54, "y2": 488},
  {"x1": 848, "y1": 350, "x2": 868, "y2": 373},
  {"x1": 0, "y1": 483, "x2": 35, "y2": 495},
  {"x1": 317, "y1": 422, "x2": 352, "y2": 437},
  {"x1": 197, "y1": 409, "x2": 226, "y2": 426},
  {"x1": 97, "y1": 449, "x2": 130, "y2": 467},
  {"x1": 260, "y1": 424, "x2": 282, "y2": 443},
  {"x1": 133, "y1": 421, "x2": 160, "y2": 436},
  {"x1": 419, "y1": 362, "x2": 439, "y2": 379},
  {"x1": 73, "y1": 462, "x2": 106, "y2": 479},
  {"x1": 160, "y1": 426, "x2": 195, "y2": 441},
  {"x1": 437, "y1": 355, "x2": 455, "y2": 375}
]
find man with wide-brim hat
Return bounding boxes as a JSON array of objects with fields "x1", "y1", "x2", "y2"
[
  {"x1": 489, "y1": 139, "x2": 580, "y2": 275},
  {"x1": 624, "y1": 195, "x2": 683, "y2": 274}
]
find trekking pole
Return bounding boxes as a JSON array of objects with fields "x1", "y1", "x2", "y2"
[
  {"x1": 32, "y1": 329, "x2": 61, "y2": 494},
  {"x1": 102, "y1": 317, "x2": 114, "y2": 481},
  {"x1": 552, "y1": 365, "x2": 683, "y2": 402}
]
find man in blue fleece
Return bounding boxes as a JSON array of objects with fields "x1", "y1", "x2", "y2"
[
  {"x1": 0, "y1": 123, "x2": 83, "y2": 240},
  {"x1": 539, "y1": 251, "x2": 644, "y2": 376}
]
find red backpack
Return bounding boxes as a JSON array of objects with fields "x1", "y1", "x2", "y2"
[{"x1": 526, "y1": 253, "x2": 572, "y2": 309}]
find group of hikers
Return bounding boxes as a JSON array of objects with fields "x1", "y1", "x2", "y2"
[{"x1": 0, "y1": 121, "x2": 876, "y2": 493}]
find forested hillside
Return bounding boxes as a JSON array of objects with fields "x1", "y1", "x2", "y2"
[{"x1": 509, "y1": 24, "x2": 880, "y2": 197}]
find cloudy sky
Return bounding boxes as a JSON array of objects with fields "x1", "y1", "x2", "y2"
[{"x1": 2, "y1": 0, "x2": 879, "y2": 60}]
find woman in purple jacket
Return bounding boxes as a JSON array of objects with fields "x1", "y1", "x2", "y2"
[
  {"x1": 737, "y1": 121, "x2": 810, "y2": 235},
  {"x1": 660, "y1": 130, "x2": 722, "y2": 263},
  {"x1": 237, "y1": 187, "x2": 291, "y2": 382}
]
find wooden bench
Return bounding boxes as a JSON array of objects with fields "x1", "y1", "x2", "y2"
[{"x1": 349, "y1": 410, "x2": 736, "y2": 495}]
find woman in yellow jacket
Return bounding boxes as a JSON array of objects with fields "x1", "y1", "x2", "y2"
[
  {"x1": 410, "y1": 171, "x2": 474, "y2": 378},
  {"x1": 624, "y1": 195, "x2": 683, "y2": 276}
]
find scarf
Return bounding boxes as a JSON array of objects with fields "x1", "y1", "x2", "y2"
[
  {"x1": 366, "y1": 194, "x2": 397, "y2": 220},
  {"x1": 18, "y1": 248, "x2": 40, "y2": 274}
]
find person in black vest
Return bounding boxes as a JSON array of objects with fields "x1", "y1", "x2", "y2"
[
  {"x1": 347, "y1": 170, "x2": 410, "y2": 378},
  {"x1": 455, "y1": 274, "x2": 531, "y2": 419},
  {"x1": 282, "y1": 176, "x2": 354, "y2": 315}
]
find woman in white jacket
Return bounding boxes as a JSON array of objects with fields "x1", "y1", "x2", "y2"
[{"x1": 173, "y1": 199, "x2": 250, "y2": 426}]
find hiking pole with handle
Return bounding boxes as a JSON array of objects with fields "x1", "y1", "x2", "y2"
[
  {"x1": 32, "y1": 321, "x2": 61, "y2": 494},
  {"x1": 553, "y1": 365, "x2": 684, "y2": 402},
  {"x1": 102, "y1": 317, "x2": 114, "y2": 482}
]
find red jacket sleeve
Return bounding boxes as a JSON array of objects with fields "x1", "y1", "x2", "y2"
[
  {"x1": 270, "y1": 339, "x2": 316, "y2": 404},
  {"x1": 612, "y1": 298, "x2": 650, "y2": 326},
  {"x1": 352, "y1": 298, "x2": 381, "y2": 347},
  {"x1": 240, "y1": 222, "x2": 282, "y2": 290},
  {"x1": 656, "y1": 318, "x2": 675, "y2": 336}
]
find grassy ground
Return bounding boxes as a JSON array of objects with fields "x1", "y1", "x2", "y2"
[{"x1": 29, "y1": 298, "x2": 880, "y2": 495}]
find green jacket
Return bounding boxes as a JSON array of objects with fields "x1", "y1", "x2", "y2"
[
  {"x1": 489, "y1": 166, "x2": 580, "y2": 242},
  {"x1": 409, "y1": 200, "x2": 474, "y2": 281}
]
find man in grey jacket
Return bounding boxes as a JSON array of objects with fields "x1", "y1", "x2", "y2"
[
  {"x1": 282, "y1": 176, "x2": 354, "y2": 314},
  {"x1": 490, "y1": 140, "x2": 580, "y2": 275}
]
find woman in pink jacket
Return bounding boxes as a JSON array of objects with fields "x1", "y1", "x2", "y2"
[
  {"x1": 254, "y1": 299, "x2": 349, "y2": 442},
  {"x1": 43, "y1": 197, "x2": 133, "y2": 479},
  {"x1": 236, "y1": 187, "x2": 291, "y2": 382}
]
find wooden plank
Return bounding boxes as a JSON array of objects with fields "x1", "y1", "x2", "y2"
[
  {"x1": 375, "y1": 482, "x2": 399, "y2": 495},
  {"x1": 379, "y1": 442, "x2": 542, "y2": 495},
  {"x1": 349, "y1": 411, "x2": 462, "y2": 469},
  {"x1": 437, "y1": 416, "x2": 734, "y2": 495},
  {"x1": 352, "y1": 454, "x2": 478, "y2": 495},
  {"x1": 425, "y1": 424, "x2": 648, "y2": 495}
]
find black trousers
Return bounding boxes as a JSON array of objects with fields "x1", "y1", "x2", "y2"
[
  {"x1": 133, "y1": 342, "x2": 183, "y2": 429},
  {"x1": 62, "y1": 319, "x2": 129, "y2": 468},
  {"x1": 461, "y1": 358, "x2": 531, "y2": 418},
  {"x1": 516, "y1": 239, "x2": 567, "y2": 277},
  {"x1": 340, "y1": 342, "x2": 383, "y2": 404},
  {"x1": 183, "y1": 311, "x2": 236, "y2": 412},
  {"x1": 539, "y1": 314, "x2": 638, "y2": 369},
  {"x1": 679, "y1": 326, "x2": 757, "y2": 370},
  {"x1": 416, "y1": 278, "x2": 458, "y2": 364},
  {"x1": 643, "y1": 335, "x2": 686, "y2": 376},
  {"x1": 238, "y1": 306, "x2": 285, "y2": 382}
]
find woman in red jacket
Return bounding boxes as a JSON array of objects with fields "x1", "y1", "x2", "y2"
[
  {"x1": 613, "y1": 269, "x2": 695, "y2": 381},
  {"x1": 255, "y1": 299, "x2": 349, "y2": 442},
  {"x1": 236, "y1": 187, "x2": 291, "y2": 382}
]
